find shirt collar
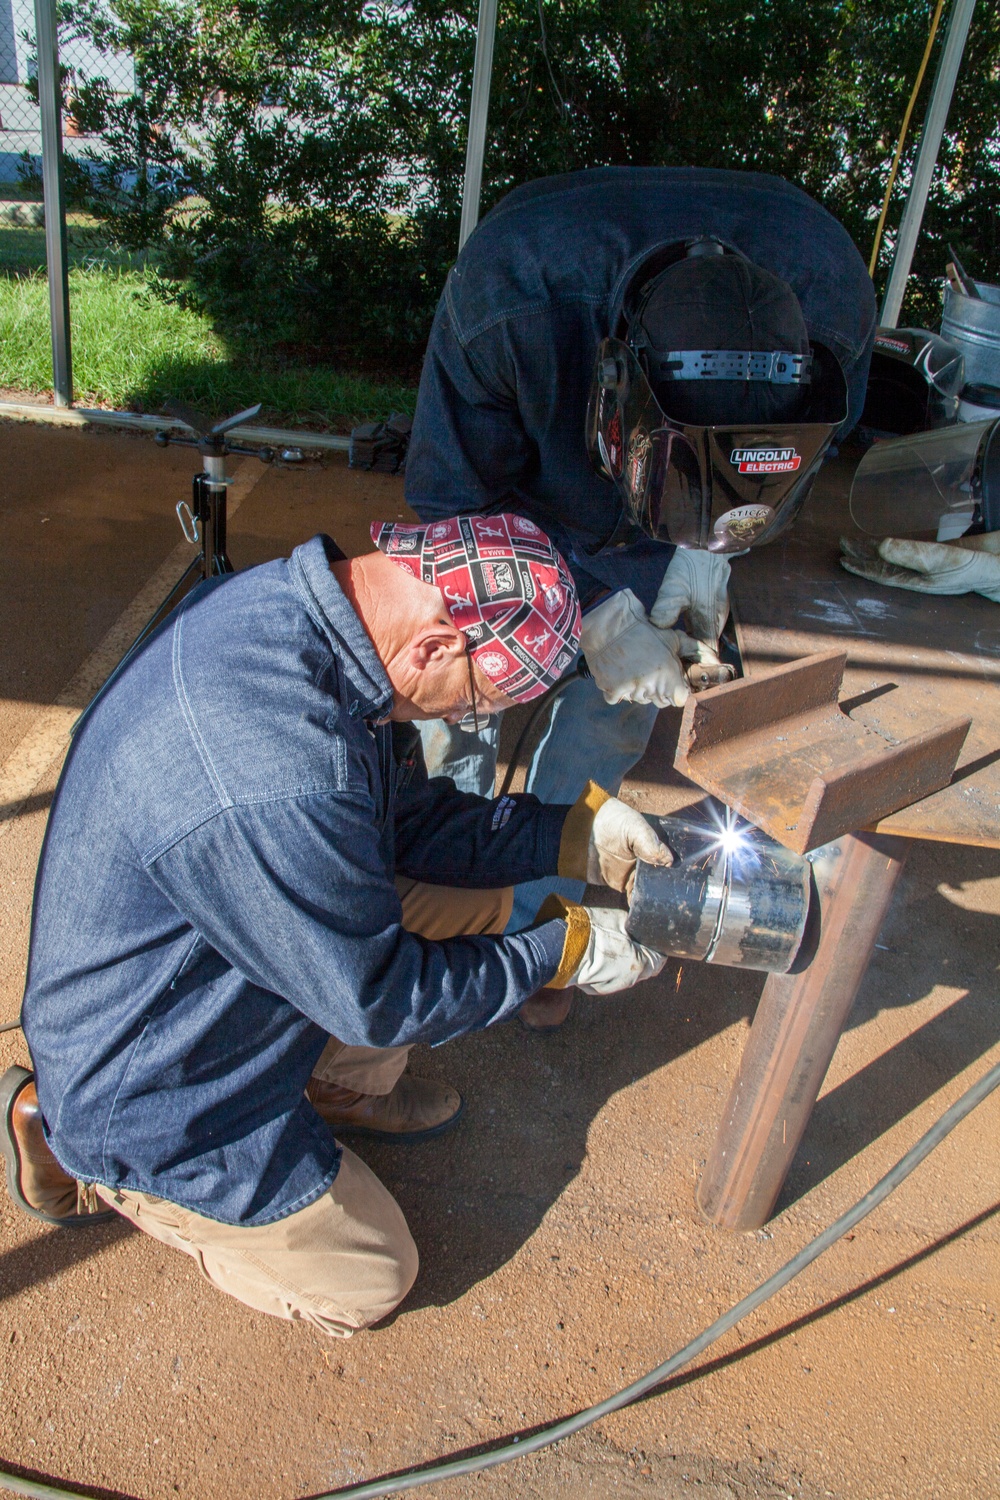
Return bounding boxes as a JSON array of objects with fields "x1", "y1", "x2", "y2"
[{"x1": 289, "y1": 535, "x2": 394, "y2": 721}]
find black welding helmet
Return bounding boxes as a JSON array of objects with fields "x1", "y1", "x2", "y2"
[
  {"x1": 858, "y1": 327, "x2": 964, "y2": 441},
  {"x1": 849, "y1": 415, "x2": 1000, "y2": 542},
  {"x1": 585, "y1": 239, "x2": 849, "y2": 551}
]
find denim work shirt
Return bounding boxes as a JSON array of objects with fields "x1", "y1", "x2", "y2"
[
  {"x1": 22, "y1": 536, "x2": 568, "y2": 1226},
  {"x1": 406, "y1": 167, "x2": 877, "y2": 611}
]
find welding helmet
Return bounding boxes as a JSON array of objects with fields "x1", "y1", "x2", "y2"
[
  {"x1": 849, "y1": 415, "x2": 1000, "y2": 543},
  {"x1": 585, "y1": 239, "x2": 848, "y2": 551},
  {"x1": 858, "y1": 327, "x2": 964, "y2": 442}
]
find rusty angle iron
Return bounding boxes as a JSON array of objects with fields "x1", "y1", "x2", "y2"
[{"x1": 674, "y1": 650, "x2": 972, "y2": 854}]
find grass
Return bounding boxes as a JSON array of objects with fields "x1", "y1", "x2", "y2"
[{"x1": 0, "y1": 208, "x2": 418, "y2": 429}]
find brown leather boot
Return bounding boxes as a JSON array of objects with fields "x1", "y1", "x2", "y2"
[
  {"x1": 1, "y1": 1067, "x2": 114, "y2": 1226},
  {"x1": 518, "y1": 986, "x2": 574, "y2": 1032},
  {"x1": 306, "y1": 1072, "x2": 463, "y2": 1142}
]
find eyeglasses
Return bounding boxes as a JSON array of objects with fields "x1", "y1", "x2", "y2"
[{"x1": 462, "y1": 641, "x2": 482, "y2": 736}]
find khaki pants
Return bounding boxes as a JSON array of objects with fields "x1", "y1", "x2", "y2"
[{"x1": 99, "y1": 878, "x2": 513, "y2": 1337}]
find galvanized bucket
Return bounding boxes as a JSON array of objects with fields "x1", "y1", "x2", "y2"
[{"x1": 941, "y1": 280, "x2": 1000, "y2": 390}]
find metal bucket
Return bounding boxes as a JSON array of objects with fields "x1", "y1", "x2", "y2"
[
  {"x1": 625, "y1": 811, "x2": 811, "y2": 974},
  {"x1": 957, "y1": 382, "x2": 1000, "y2": 424},
  {"x1": 942, "y1": 281, "x2": 1000, "y2": 390}
]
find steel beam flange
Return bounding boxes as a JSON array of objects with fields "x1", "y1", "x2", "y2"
[{"x1": 674, "y1": 650, "x2": 971, "y2": 854}]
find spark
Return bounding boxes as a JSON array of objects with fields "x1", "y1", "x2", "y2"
[
  {"x1": 684, "y1": 801, "x2": 760, "y2": 870},
  {"x1": 674, "y1": 966, "x2": 683, "y2": 992}
]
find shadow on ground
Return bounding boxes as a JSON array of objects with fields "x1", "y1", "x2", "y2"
[
  {"x1": 0, "y1": 1213, "x2": 133, "y2": 1305},
  {"x1": 357, "y1": 951, "x2": 762, "y2": 1313},
  {"x1": 780, "y1": 842, "x2": 1000, "y2": 1208},
  {"x1": 114, "y1": 352, "x2": 415, "y2": 432},
  {"x1": 350, "y1": 816, "x2": 1000, "y2": 1307}
]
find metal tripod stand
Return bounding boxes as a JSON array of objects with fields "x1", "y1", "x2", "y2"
[{"x1": 77, "y1": 401, "x2": 278, "y2": 722}]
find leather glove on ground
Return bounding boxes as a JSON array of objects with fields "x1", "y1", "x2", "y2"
[
  {"x1": 650, "y1": 549, "x2": 732, "y2": 644},
  {"x1": 840, "y1": 534, "x2": 1000, "y2": 602},
  {"x1": 539, "y1": 896, "x2": 667, "y2": 996},
  {"x1": 580, "y1": 589, "x2": 703, "y2": 707},
  {"x1": 557, "y1": 780, "x2": 672, "y2": 892}
]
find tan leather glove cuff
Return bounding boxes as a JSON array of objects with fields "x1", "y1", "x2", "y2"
[
  {"x1": 557, "y1": 780, "x2": 611, "y2": 880},
  {"x1": 534, "y1": 893, "x2": 591, "y2": 988}
]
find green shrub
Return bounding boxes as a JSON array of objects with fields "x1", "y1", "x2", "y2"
[{"x1": 55, "y1": 0, "x2": 1000, "y2": 364}]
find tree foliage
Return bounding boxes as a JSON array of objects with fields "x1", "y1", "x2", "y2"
[{"x1": 55, "y1": 0, "x2": 1000, "y2": 369}]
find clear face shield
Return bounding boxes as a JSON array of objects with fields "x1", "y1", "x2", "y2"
[
  {"x1": 585, "y1": 337, "x2": 847, "y2": 552},
  {"x1": 849, "y1": 416, "x2": 1000, "y2": 543}
]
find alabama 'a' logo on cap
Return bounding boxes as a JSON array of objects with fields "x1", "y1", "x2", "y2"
[{"x1": 478, "y1": 650, "x2": 510, "y2": 679}]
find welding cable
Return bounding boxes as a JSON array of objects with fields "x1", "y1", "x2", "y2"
[
  {"x1": 312, "y1": 1053, "x2": 1000, "y2": 1499},
  {"x1": 496, "y1": 671, "x2": 580, "y2": 800},
  {"x1": 0, "y1": 1059, "x2": 996, "y2": 1500}
]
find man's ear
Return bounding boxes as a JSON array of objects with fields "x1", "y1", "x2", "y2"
[{"x1": 409, "y1": 623, "x2": 467, "y2": 671}]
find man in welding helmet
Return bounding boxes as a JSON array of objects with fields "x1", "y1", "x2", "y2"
[{"x1": 406, "y1": 167, "x2": 875, "y2": 1023}]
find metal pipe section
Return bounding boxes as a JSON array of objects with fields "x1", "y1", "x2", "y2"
[
  {"x1": 880, "y1": 0, "x2": 978, "y2": 327},
  {"x1": 34, "y1": 0, "x2": 73, "y2": 406},
  {"x1": 625, "y1": 813, "x2": 811, "y2": 975},
  {"x1": 457, "y1": 0, "x2": 498, "y2": 252}
]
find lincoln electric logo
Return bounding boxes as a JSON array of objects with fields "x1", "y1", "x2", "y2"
[{"x1": 731, "y1": 447, "x2": 802, "y2": 475}]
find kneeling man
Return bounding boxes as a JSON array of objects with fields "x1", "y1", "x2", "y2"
[{"x1": 3, "y1": 515, "x2": 669, "y2": 1337}]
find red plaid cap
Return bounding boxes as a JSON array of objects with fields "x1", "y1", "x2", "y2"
[{"x1": 370, "y1": 513, "x2": 582, "y2": 703}]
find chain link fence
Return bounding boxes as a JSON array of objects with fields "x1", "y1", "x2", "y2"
[
  {"x1": 0, "y1": 0, "x2": 46, "y2": 219},
  {"x1": 0, "y1": 0, "x2": 133, "y2": 203},
  {"x1": 0, "y1": 0, "x2": 423, "y2": 426},
  {"x1": 0, "y1": 0, "x2": 140, "y2": 407}
]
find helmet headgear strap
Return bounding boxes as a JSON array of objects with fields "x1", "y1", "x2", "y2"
[{"x1": 624, "y1": 238, "x2": 813, "y2": 392}]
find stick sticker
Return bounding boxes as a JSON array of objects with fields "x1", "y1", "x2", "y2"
[{"x1": 712, "y1": 504, "x2": 775, "y2": 545}]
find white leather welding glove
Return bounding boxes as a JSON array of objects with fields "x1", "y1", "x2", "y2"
[
  {"x1": 580, "y1": 589, "x2": 702, "y2": 708},
  {"x1": 539, "y1": 897, "x2": 667, "y2": 996},
  {"x1": 840, "y1": 534, "x2": 1000, "y2": 602},
  {"x1": 556, "y1": 779, "x2": 673, "y2": 892},
  {"x1": 571, "y1": 908, "x2": 667, "y2": 995},
  {"x1": 650, "y1": 548, "x2": 732, "y2": 645}
]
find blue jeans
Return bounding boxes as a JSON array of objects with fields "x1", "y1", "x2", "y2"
[{"x1": 420, "y1": 678, "x2": 658, "y2": 931}]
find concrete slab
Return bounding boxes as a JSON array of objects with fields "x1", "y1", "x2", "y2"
[{"x1": 0, "y1": 424, "x2": 997, "y2": 1500}]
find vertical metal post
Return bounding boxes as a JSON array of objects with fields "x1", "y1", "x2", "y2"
[
  {"x1": 880, "y1": 0, "x2": 977, "y2": 327},
  {"x1": 34, "y1": 0, "x2": 73, "y2": 406},
  {"x1": 457, "y1": 0, "x2": 498, "y2": 253},
  {"x1": 697, "y1": 835, "x2": 907, "y2": 1232}
]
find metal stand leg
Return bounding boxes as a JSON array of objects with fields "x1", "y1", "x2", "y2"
[{"x1": 697, "y1": 833, "x2": 907, "y2": 1231}]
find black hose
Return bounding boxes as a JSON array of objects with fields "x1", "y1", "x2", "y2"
[
  {"x1": 496, "y1": 661, "x2": 589, "y2": 801},
  {"x1": 2, "y1": 1057, "x2": 997, "y2": 1500}
]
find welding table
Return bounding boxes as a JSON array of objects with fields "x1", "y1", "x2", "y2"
[{"x1": 637, "y1": 463, "x2": 1000, "y2": 1231}]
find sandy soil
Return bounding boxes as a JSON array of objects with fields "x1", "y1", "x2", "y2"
[{"x1": 0, "y1": 422, "x2": 997, "y2": 1500}]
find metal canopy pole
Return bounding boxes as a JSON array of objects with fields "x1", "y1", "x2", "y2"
[
  {"x1": 34, "y1": 0, "x2": 73, "y2": 405},
  {"x1": 880, "y1": 0, "x2": 977, "y2": 327},
  {"x1": 458, "y1": 0, "x2": 498, "y2": 252}
]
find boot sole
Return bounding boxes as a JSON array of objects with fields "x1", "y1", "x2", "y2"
[
  {"x1": 329, "y1": 1093, "x2": 465, "y2": 1144},
  {"x1": 518, "y1": 996, "x2": 574, "y2": 1033},
  {"x1": 0, "y1": 1065, "x2": 116, "y2": 1228}
]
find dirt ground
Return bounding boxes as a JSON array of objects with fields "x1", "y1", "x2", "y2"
[{"x1": 0, "y1": 420, "x2": 997, "y2": 1500}]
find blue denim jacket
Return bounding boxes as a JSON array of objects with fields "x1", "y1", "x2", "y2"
[
  {"x1": 406, "y1": 167, "x2": 876, "y2": 610},
  {"x1": 22, "y1": 537, "x2": 567, "y2": 1225}
]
